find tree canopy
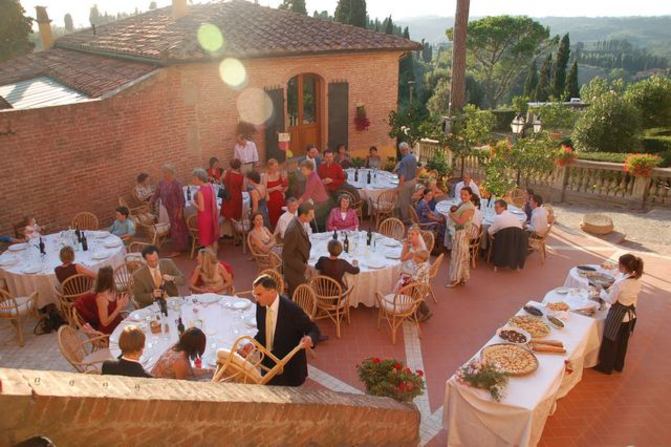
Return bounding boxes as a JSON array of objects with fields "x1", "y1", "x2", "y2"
[
  {"x1": 279, "y1": 0, "x2": 307, "y2": 15},
  {"x1": 0, "y1": 0, "x2": 34, "y2": 63}
]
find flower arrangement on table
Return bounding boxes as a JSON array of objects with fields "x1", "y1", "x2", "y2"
[
  {"x1": 455, "y1": 359, "x2": 509, "y2": 402},
  {"x1": 357, "y1": 357, "x2": 425, "y2": 403},
  {"x1": 354, "y1": 104, "x2": 371, "y2": 131},
  {"x1": 623, "y1": 153, "x2": 662, "y2": 178},
  {"x1": 555, "y1": 144, "x2": 577, "y2": 167}
]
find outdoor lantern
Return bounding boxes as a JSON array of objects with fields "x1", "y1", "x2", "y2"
[
  {"x1": 533, "y1": 115, "x2": 542, "y2": 133},
  {"x1": 510, "y1": 114, "x2": 525, "y2": 135}
]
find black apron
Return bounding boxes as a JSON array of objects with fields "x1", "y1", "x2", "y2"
[{"x1": 603, "y1": 302, "x2": 636, "y2": 341}]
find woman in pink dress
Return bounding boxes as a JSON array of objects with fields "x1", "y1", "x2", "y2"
[
  {"x1": 191, "y1": 168, "x2": 219, "y2": 251},
  {"x1": 151, "y1": 163, "x2": 189, "y2": 257},
  {"x1": 263, "y1": 159, "x2": 288, "y2": 229}
]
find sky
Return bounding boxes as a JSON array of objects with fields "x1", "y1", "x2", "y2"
[{"x1": 19, "y1": 0, "x2": 671, "y2": 29}]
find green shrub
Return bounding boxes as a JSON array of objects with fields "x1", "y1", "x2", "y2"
[
  {"x1": 576, "y1": 152, "x2": 628, "y2": 163},
  {"x1": 641, "y1": 136, "x2": 671, "y2": 154},
  {"x1": 572, "y1": 93, "x2": 640, "y2": 152},
  {"x1": 491, "y1": 109, "x2": 516, "y2": 132},
  {"x1": 659, "y1": 151, "x2": 671, "y2": 168},
  {"x1": 624, "y1": 76, "x2": 671, "y2": 129}
]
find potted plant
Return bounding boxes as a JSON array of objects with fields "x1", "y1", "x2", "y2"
[
  {"x1": 623, "y1": 153, "x2": 662, "y2": 177},
  {"x1": 455, "y1": 359, "x2": 509, "y2": 401},
  {"x1": 555, "y1": 144, "x2": 577, "y2": 167},
  {"x1": 357, "y1": 357, "x2": 425, "y2": 404},
  {"x1": 354, "y1": 104, "x2": 371, "y2": 131}
]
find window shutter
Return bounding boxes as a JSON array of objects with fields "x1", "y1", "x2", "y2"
[{"x1": 328, "y1": 81, "x2": 349, "y2": 151}]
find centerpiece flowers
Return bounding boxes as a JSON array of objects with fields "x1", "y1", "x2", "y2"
[
  {"x1": 455, "y1": 359, "x2": 509, "y2": 401},
  {"x1": 357, "y1": 357, "x2": 425, "y2": 404}
]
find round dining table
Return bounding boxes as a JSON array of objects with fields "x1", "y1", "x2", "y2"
[
  {"x1": 110, "y1": 294, "x2": 258, "y2": 374},
  {"x1": 345, "y1": 168, "x2": 399, "y2": 215},
  {"x1": 307, "y1": 231, "x2": 404, "y2": 308},
  {"x1": 0, "y1": 231, "x2": 126, "y2": 308}
]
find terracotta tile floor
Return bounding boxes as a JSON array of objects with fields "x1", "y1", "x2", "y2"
[{"x1": 1, "y1": 223, "x2": 670, "y2": 446}]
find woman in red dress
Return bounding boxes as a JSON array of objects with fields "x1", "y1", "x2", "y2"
[
  {"x1": 264, "y1": 158, "x2": 288, "y2": 228},
  {"x1": 74, "y1": 266, "x2": 129, "y2": 335},
  {"x1": 221, "y1": 158, "x2": 244, "y2": 221},
  {"x1": 191, "y1": 168, "x2": 219, "y2": 251}
]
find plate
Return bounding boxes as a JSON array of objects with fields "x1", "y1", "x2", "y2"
[
  {"x1": 385, "y1": 251, "x2": 402, "y2": 260},
  {"x1": 384, "y1": 240, "x2": 401, "y2": 248},
  {"x1": 92, "y1": 231, "x2": 111, "y2": 239},
  {"x1": 91, "y1": 250, "x2": 111, "y2": 260},
  {"x1": 196, "y1": 295, "x2": 220, "y2": 304},
  {"x1": 244, "y1": 316, "x2": 256, "y2": 327},
  {"x1": 104, "y1": 239, "x2": 122, "y2": 248},
  {"x1": 365, "y1": 259, "x2": 385, "y2": 269},
  {"x1": 555, "y1": 287, "x2": 569, "y2": 295},
  {"x1": 21, "y1": 264, "x2": 41, "y2": 274},
  {"x1": 481, "y1": 343, "x2": 539, "y2": 376},
  {"x1": 0, "y1": 255, "x2": 17, "y2": 266},
  {"x1": 128, "y1": 311, "x2": 149, "y2": 322},
  {"x1": 8, "y1": 243, "x2": 28, "y2": 252},
  {"x1": 496, "y1": 326, "x2": 531, "y2": 345},
  {"x1": 233, "y1": 299, "x2": 251, "y2": 310}
]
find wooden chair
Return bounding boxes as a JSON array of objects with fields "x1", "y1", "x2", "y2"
[
  {"x1": 0, "y1": 290, "x2": 38, "y2": 346},
  {"x1": 114, "y1": 265, "x2": 133, "y2": 294},
  {"x1": 71, "y1": 212, "x2": 99, "y2": 231},
  {"x1": 529, "y1": 222, "x2": 553, "y2": 265},
  {"x1": 419, "y1": 230, "x2": 435, "y2": 254},
  {"x1": 510, "y1": 188, "x2": 526, "y2": 209},
  {"x1": 375, "y1": 282, "x2": 429, "y2": 344},
  {"x1": 247, "y1": 232, "x2": 282, "y2": 273},
  {"x1": 292, "y1": 283, "x2": 317, "y2": 320},
  {"x1": 57, "y1": 325, "x2": 111, "y2": 374},
  {"x1": 372, "y1": 189, "x2": 398, "y2": 228},
  {"x1": 59, "y1": 274, "x2": 94, "y2": 326},
  {"x1": 310, "y1": 275, "x2": 348, "y2": 338},
  {"x1": 378, "y1": 217, "x2": 406, "y2": 241},
  {"x1": 545, "y1": 204, "x2": 556, "y2": 224},
  {"x1": 231, "y1": 218, "x2": 250, "y2": 254},
  {"x1": 427, "y1": 253, "x2": 445, "y2": 304},
  {"x1": 187, "y1": 214, "x2": 199, "y2": 259},
  {"x1": 128, "y1": 241, "x2": 151, "y2": 254},
  {"x1": 212, "y1": 335, "x2": 304, "y2": 385},
  {"x1": 469, "y1": 224, "x2": 485, "y2": 269},
  {"x1": 118, "y1": 194, "x2": 151, "y2": 218},
  {"x1": 235, "y1": 268, "x2": 285, "y2": 298}
]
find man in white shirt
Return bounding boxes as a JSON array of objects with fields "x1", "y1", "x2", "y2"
[
  {"x1": 488, "y1": 199, "x2": 523, "y2": 236},
  {"x1": 274, "y1": 197, "x2": 311, "y2": 239},
  {"x1": 454, "y1": 173, "x2": 481, "y2": 198},
  {"x1": 526, "y1": 194, "x2": 549, "y2": 237},
  {"x1": 233, "y1": 134, "x2": 259, "y2": 173}
]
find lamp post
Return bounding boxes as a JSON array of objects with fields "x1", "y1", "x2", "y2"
[
  {"x1": 408, "y1": 80, "x2": 416, "y2": 104},
  {"x1": 510, "y1": 113, "x2": 525, "y2": 142},
  {"x1": 532, "y1": 114, "x2": 542, "y2": 134}
]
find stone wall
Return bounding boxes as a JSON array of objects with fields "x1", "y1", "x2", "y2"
[{"x1": 0, "y1": 368, "x2": 420, "y2": 447}]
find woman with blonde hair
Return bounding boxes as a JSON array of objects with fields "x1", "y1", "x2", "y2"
[
  {"x1": 189, "y1": 248, "x2": 233, "y2": 294},
  {"x1": 263, "y1": 158, "x2": 288, "y2": 228}
]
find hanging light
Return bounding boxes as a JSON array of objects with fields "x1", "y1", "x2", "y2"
[
  {"x1": 510, "y1": 114, "x2": 525, "y2": 135},
  {"x1": 533, "y1": 114, "x2": 542, "y2": 133}
]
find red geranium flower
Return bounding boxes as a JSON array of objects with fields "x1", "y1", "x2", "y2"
[
  {"x1": 372, "y1": 357, "x2": 381, "y2": 364},
  {"x1": 394, "y1": 362, "x2": 402, "y2": 370},
  {"x1": 416, "y1": 370, "x2": 424, "y2": 377}
]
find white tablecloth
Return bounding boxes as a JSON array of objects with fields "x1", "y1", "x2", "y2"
[
  {"x1": 345, "y1": 169, "x2": 398, "y2": 214},
  {"x1": 110, "y1": 294, "x2": 257, "y2": 372},
  {"x1": 308, "y1": 231, "x2": 402, "y2": 308},
  {"x1": 444, "y1": 300, "x2": 602, "y2": 447},
  {"x1": 563, "y1": 264, "x2": 619, "y2": 290},
  {"x1": 0, "y1": 232, "x2": 126, "y2": 308}
]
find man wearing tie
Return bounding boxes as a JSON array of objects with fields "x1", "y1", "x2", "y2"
[
  {"x1": 247, "y1": 274, "x2": 320, "y2": 386},
  {"x1": 132, "y1": 245, "x2": 184, "y2": 308},
  {"x1": 282, "y1": 203, "x2": 314, "y2": 297}
]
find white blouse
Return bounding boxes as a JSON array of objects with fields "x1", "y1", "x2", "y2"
[{"x1": 600, "y1": 275, "x2": 641, "y2": 321}]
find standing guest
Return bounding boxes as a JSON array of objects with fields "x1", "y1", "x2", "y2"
[
  {"x1": 239, "y1": 274, "x2": 320, "y2": 386},
  {"x1": 365, "y1": 146, "x2": 382, "y2": 169},
  {"x1": 134, "y1": 173, "x2": 155, "y2": 202},
  {"x1": 526, "y1": 194, "x2": 549, "y2": 237},
  {"x1": 74, "y1": 266, "x2": 129, "y2": 335},
  {"x1": 318, "y1": 150, "x2": 346, "y2": 195},
  {"x1": 336, "y1": 144, "x2": 353, "y2": 169},
  {"x1": 524, "y1": 188, "x2": 535, "y2": 222},
  {"x1": 454, "y1": 173, "x2": 480, "y2": 198},
  {"x1": 396, "y1": 142, "x2": 417, "y2": 224},
  {"x1": 400, "y1": 225, "x2": 428, "y2": 276},
  {"x1": 152, "y1": 328, "x2": 214, "y2": 380},
  {"x1": 190, "y1": 248, "x2": 234, "y2": 294},
  {"x1": 102, "y1": 325, "x2": 152, "y2": 378},
  {"x1": 595, "y1": 254, "x2": 644, "y2": 375},
  {"x1": 326, "y1": 194, "x2": 359, "y2": 231},
  {"x1": 282, "y1": 203, "x2": 314, "y2": 297},
  {"x1": 294, "y1": 145, "x2": 322, "y2": 197},
  {"x1": 54, "y1": 246, "x2": 95, "y2": 284},
  {"x1": 445, "y1": 187, "x2": 475, "y2": 288},
  {"x1": 191, "y1": 168, "x2": 220, "y2": 251},
  {"x1": 247, "y1": 170, "x2": 270, "y2": 227},
  {"x1": 315, "y1": 240, "x2": 360, "y2": 289},
  {"x1": 488, "y1": 199, "x2": 523, "y2": 236},
  {"x1": 234, "y1": 134, "x2": 259, "y2": 174},
  {"x1": 108, "y1": 206, "x2": 136, "y2": 241},
  {"x1": 151, "y1": 163, "x2": 188, "y2": 257},
  {"x1": 207, "y1": 157, "x2": 223, "y2": 182},
  {"x1": 416, "y1": 188, "x2": 445, "y2": 241},
  {"x1": 298, "y1": 160, "x2": 331, "y2": 230},
  {"x1": 263, "y1": 159, "x2": 288, "y2": 228},
  {"x1": 249, "y1": 212, "x2": 278, "y2": 255},
  {"x1": 221, "y1": 158, "x2": 244, "y2": 222},
  {"x1": 132, "y1": 245, "x2": 184, "y2": 308}
]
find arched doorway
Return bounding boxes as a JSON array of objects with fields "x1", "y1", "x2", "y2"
[{"x1": 287, "y1": 73, "x2": 322, "y2": 156}]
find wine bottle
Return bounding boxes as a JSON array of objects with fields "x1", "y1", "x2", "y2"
[
  {"x1": 75, "y1": 226, "x2": 81, "y2": 243},
  {"x1": 344, "y1": 234, "x2": 349, "y2": 253},
  {"x1": 333, "y1": 230, "x2": 338, "y2": 240},
  {"x1": 367, "y1": 170, "x2": 372, "y2": 185},
  {"x1": 186, "y1": 187, "x2": 192, "y2": 200},
  {"x1": 158, "y1": 296, "x2": 168, "y2": 317},
  {"x1": 177, "y1": 317, "x2": 185, "y2": 336},
  {"x1": 354, "y1": 169, "x2": 359, "y2": 182},
  {"x1": 366, "y1": 226, "x2": 373, "y2": 246},
  {"x1": 81, "y1": 232, "x2": 88, "y2": 251},
  {"x1": 39, "y1": 237, "x2": 45, "y2": 255}
]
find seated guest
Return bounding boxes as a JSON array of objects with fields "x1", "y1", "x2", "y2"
[
  {"x1": 152, "y1": 327, "x2": 214, "y2": 380},
  {"x1": 190, "y1": 248, "x2": 234, "y2": 294},
  {"x1": 298, "y1": 160, "x2": 331, "y2": 230},
  {"x1": 395, "y1": 249, "x2": 432, "y2": 322},
  {"x1": 132, "y1": 245, "x2": 184, "y2": 308},
  {"x1": 207, "y1": 157, "x2": 223, "y2": 182},
  {"x1": 74, "y1": 266, "x2": 129, "y2": 335},
  {"x1": 524, "y1": 188, "x2": 535, "y2": 222},
  {"x1": 470, "y1": 194, "x2": 483, "y2": 238},
  {"x1": 454, "y1": 172, "x2": 480, "y2": 198},
  {"x1": 54, "y1": 246, "x2": 95, "y2": 284},
  {"x1": 336, "y1": 144, "x2": 353, "y2": 169},
  {"x1": 526, "y1": 193, "x2": 549, "y2": 237},
  {"x1": 135, "y1": 173, "x2": 155, "y2": 202},
  {"x1": 488, "y1": 199, "x2": 523, "y2": 236},
  {"x1": 315, "y1": 240, "x2": 360, "y2": 288},
  {"x1": 365, "y1": 146, "x2": 382, "y2": 169},
  {"x1": 400, "y1": 225, "x2": 428, "y2": 275},
  {"x1": 108, "y1": 206, "x2": 136, "y2": 241},
  {"x1": 102, "y1": 325, "x2": 152, "y2": 378},
  {"x1": 416, "y1": 188, "x2": 446, "y2": 243},
  {"x1": 22, "y1": 216, "x2": 42, "y2": 239},
  {"x1": 275, "y1": 197, "x2": 300, "y2": 240},
  {"x1": 249, "y1": 212, "x2": 278, "y2": 255},
  {"x1": 326, "y1": 194, "x2": 359, "y2": 231},
  {"x1": 318, "y1": 149, "x2": 346, "y2": 195}
]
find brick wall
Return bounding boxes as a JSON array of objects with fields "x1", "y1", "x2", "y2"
[
  {"x1": 0, "y1": 51, "x2": 401, "y2": 236},
  {"x1": 0, "y1": 368, "x2": 420, "y2": 446}
]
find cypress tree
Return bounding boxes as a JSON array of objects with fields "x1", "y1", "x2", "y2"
[
  {"x1": 524, "y1": 59, "x2": 539, "y2": 99},
  {"x1": 403, "y1": 26, "x2": 410, "y2": 39},
  {"x1": 535, "y1": 54, "x2": 553, "y2": 102},
  {"x1": 553, "y1": 33, "x2": 570, "y2": 99},
  {"x1": 348, "y1": 0, "x2": 366, "y2": 28},
  {"x1": 334, "y1": 0, "x2": 350, "y2": 24},
  {"x1": 564, "y1": 61, "x2": 579, "y2": 99},
  {"x1": 384, "y1": 15, "x2": 394, "y2": 34}
]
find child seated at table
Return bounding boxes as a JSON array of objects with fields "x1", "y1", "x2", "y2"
[{"x1": 315, "y1": 239, "x2": 360, "y2": 289}]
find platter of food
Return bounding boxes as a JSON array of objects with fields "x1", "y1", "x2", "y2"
[
  {"x1": 586, "y1": 272, "x2": 615, "y2": 288},
  {"x1": 546, "y1": 315, "x2": 565, "y2": 329},
  {"x1": 546, "y1": 301, "x2": 569, "y2": 312},
  {"x1": 496, "y1": 326, "x2": 530, "y2": 344},
  {"x1": 523, "y1": 305, "x2": 544, "y2": 317},
  {"x1": 576, "y1": 265, "x2": 596, "y2": 272},
  {"x1": 481, "y1": 343, "x2": 539, "y2": 376},
  {"x1": 508, "y1": 315, "x2": 551, "y2": 338}
]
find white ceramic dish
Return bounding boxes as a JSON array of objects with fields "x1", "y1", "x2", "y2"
[
  {"x1": 8, "y1": 243, "x2": 28, "y2": 252},
  {"x1": 91, "y1": 251, "x2": 110, "y2": 260},
  {"x1": 233, "y1": 300, "x2": 251, "y2": 310},
  {"x1": 104, "y1": 239, "x2": 122, "y2": 248}
]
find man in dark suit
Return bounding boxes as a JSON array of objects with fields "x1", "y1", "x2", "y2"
[
  {"x1": 102, "y1": 325, "x2": 152, "y2": 378},
  {"x1": 282, "y1": 203, "x2": 314, "y2": 298},
  {"x1": 245, "y1": 274, "x2": 320, "y2": 386},
  {"x1": 132, "y1": 245, "x2": 184, "y2": 308}
]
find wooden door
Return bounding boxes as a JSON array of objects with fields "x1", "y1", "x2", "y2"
[
  {"x1": 265, "y1": 87, "x2": 286, "y2": 162},
  {"x1": 288, "y1": 74, "x2": 322, "y2": 156}
]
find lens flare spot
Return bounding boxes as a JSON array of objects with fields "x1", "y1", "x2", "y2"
[
  {"x1": 236, "y1": 88, "x2": 274, "y2": 126},
  {"x1": 219, "y1": 58, "x2": 247, "y2": 89},
  {"x1": 197, "y1": 23, "x2": 224, "y2": 53}
]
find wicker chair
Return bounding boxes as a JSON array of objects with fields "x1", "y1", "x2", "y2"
[
  {"x1": 247, "y1": 233, "x2": 282, "y2": 273},
  {"x1": 0, "y1": 290, "x2": 38, "y2": 346},
  {"x1": 57, "y1": 325, "x2": 111, "y2": 374},
  {"x1": 114, "y1": 265, "x2": 133, "y2": 294},
  {"x1": 212, "y1": 335, "x2": 305, "y2": 385},
  {"x1": 310, "y1": 275, "x2": 348, "y2": 338},
  {"x1": 71, "y1": 212, "x2": 99, "y2": 231},
  {"x1": 372, "y1": 189, "x2": 398, "y2": 228},
  {"x1": 235, "y1": 268, "x2": 285, "y2": 298},
  {"x1": 338, "y1": 189, "x2": 364, "y2": 221},
  {"x1": 375, "y1": 282, "x2": 429, "y2": 344},
  {"x1": 59, "y1": 274, "x2": 94, "y2": 326},
  {"x1": 187, "y1": 214, "x2": 199, "y2": 259},
  {"x1": 292, "y1": 283, "x2": 317, "y2": 320},
  {"x1": 510, "y1": 188, "x2": 526, "y2": 209},
  {"x1": 469, "y1": 224, "x2": 485, "y2": 269},
  {"x1": 529, "y1": 222, "x2": 553, "y2": 265},
  {"x1": 378, "y1": 217, "x2": 406, "y2": 241},
  {"x1": 128, "y1": 241, "x2": 151, "y2": 254},
  {"x1": 419, "y1": 230, "x2": 435, "y2": 254},
  {"x1": 427, "y1": 253, "x2": 445, "y2": 304},
  {"x1": 118, "y1": 194, "x2": 151, "y2": 218}
]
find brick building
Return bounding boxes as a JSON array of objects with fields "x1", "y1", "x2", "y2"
[{"x1": 0, "y1": 0, "x2": 419, "y2": 234}]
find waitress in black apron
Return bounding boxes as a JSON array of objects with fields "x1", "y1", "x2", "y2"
[{"x1": 594, "y1": 254, "x2": 644, "y2": 374}]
